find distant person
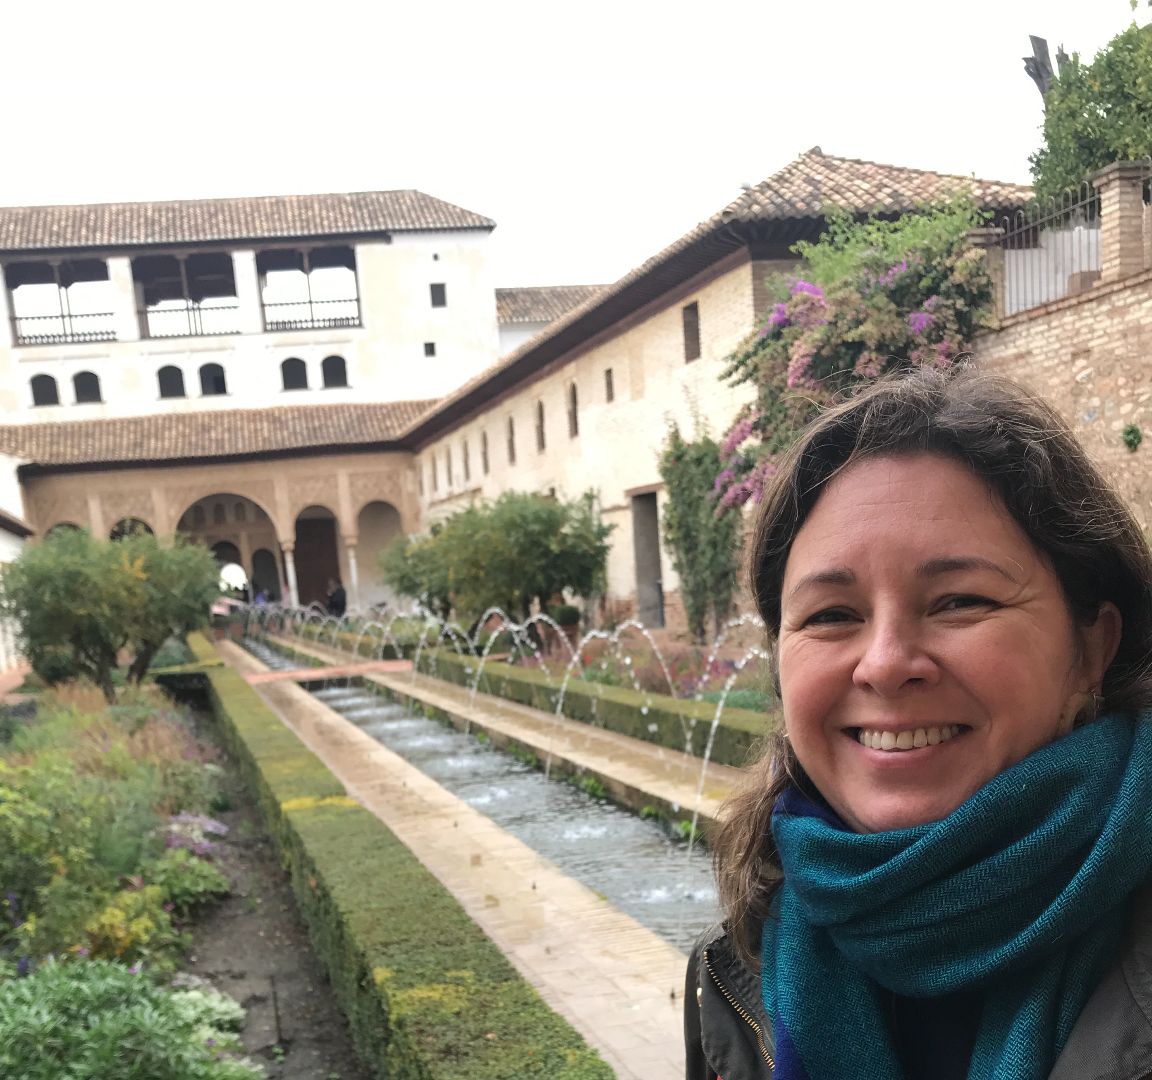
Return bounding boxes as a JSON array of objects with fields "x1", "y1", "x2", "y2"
[
  {"x1": 254, "y1": 589, "x2": 268, "y2": 605},
  {"x1": 326, "y1": 579, "x2": 347, "y2": 617}
]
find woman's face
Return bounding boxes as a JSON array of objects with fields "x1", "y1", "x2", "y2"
[{"x1": 778, "y1": 453, "x2": 1120, "y2": 833}]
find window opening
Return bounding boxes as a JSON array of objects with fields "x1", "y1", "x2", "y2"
[
  {"x1": 73, "y1": 371, "x2": 102, "y2": 404},
  {"x1": 157, "y1": 365, "x2": 185, "y2": 398},
  {"x1": 281, "y1": 357, "x2": 308, "y2": 391},
  {"x1": 682, "y1": 301, "x2": 701, "y2": 362},
  {"x1": 535, "y1": 401, "x2": 546, "y2": 452},
  {"x1": 322, "y1": 355, "x2": 348, "y2": 388},
  {"x1": 604, "y1": 367, "x2": 615, "y2": 402},
  {"x1": 567, "y1": 383, "x2": 579, "y2": 438},
  {"x1": 30, "y1": 374, "x2": 59, "y2": 406},
  {"x1": 430, "y1": 283, "x2": 447, "y2": 307},
  {"x1": 200, "y1": 363, "x2": 227, "y2": 396}
]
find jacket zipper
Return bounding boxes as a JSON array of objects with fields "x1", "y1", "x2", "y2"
[{"x1": 702, "y1": 947, "x2": 775, "y2": 1072}]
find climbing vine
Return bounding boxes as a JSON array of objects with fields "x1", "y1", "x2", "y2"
[{"x1": 658, "y1": 425, "x2": 741, "y2": 643}]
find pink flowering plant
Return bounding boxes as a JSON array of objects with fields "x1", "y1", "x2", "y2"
[{"x1": 717, "y1": 197, "x2": 994, "y2": 510}]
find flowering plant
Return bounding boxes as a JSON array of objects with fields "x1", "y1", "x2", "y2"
[{"x1": 716, "y1": 197, "x2": 994, "y2": 510}]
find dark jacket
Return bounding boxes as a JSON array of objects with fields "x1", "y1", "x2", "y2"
[{"x1": 685, "y1": 886, "x2": 1152, "y2": 1080}]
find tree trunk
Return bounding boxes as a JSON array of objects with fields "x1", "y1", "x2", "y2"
[{"x1": 128, "y1": 643, "x2": 158, "y2": 685}]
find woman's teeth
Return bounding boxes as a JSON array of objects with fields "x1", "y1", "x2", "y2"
[{"x1": 857, "y1": 725, "x2": 964, "y2": 751}]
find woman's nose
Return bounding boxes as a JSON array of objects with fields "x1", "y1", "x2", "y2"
[{"x1": 851, "y1": 617, "x2": 938, "y2": 695}]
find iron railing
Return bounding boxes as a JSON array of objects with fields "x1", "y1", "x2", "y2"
[
  {"x1": 142, "y1": 302, "x2": 243, "y2": 339},
  {"x1": 998, "y1": 181, "x2": 1101, "y2": 317},
  {"x1": 11, "y1": 312, "x2": 117, "y2": 346},
  {"x1": 263, "y1": 297, "x2": 361, "y2": 331}
]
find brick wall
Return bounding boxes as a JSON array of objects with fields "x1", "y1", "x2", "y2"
[{"x1": 972, "y1": 267, "x2": 1152, "y2": 526}]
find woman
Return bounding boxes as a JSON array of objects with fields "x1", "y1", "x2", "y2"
[{"x1": 685, "y1": 366, "x2": 1152, "y2": 1079}]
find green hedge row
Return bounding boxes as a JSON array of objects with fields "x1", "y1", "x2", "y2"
[
  {"x1": 194, "y1": 634, "x2": 612, "y2": 1080},
  {"x1": 289, "y1": 623, "x2": 415, "y2": 660},
  {"x1": 416, "y1": 651, "x2": 776, "y2": 768}
]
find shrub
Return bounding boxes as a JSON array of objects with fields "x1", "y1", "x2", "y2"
[
  {"x1": 550, "y1": 603, "x2": 582, "y2": 627},
  {"x1": 0, "y1": 959, "x2": 260, "y2": 1080},
  {"x1": 148, "y1": 849, "x2": 230, "y2": 917},
  {"x1": 83, "y1": 884, "x2": 185, "y2": 969}
]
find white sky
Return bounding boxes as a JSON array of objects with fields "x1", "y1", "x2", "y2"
[{"x1": 1, "y1": 0, "x2": 1145, "y2": 287}]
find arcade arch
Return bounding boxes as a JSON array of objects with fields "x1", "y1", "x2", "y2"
[
  {"x1": 355, "y1": 500, "x2": 402, "y2": 608},
  {"x1": 177, "y1": 493, "x2": 282, "y2": 600},
  {"x1": 110, "y1": 517, "x2": 153, "y2": 540},
  {"x1": 294, "y1": 505, "x2": 342, "y2": 608}
]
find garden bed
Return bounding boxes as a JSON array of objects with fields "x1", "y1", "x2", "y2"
[{"x1": 194, "y1": 635, "x2": 613, "y2": 1080}]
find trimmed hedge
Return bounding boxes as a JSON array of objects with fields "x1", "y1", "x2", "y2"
[
  {"x1": 195, "y1": 635, "x2": 612, "y2": 1080},
  {"x1": 290, "y1": 623, "x2": 415, "y2": 660},
  {"x1": 417, "y1": 650, "x2": 777, "y2": 768}
]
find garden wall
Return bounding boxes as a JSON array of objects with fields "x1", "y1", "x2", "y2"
[
  {"x1": 184, "y1": 634, "x2": 612, "y2": 1080},
  {"x1": 973, "y1": 268, "x2": 1152, "y2": 527}
]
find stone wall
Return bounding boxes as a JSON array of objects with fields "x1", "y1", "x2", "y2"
[{"x1": 972, "y1": 267, "x2": 1152, "y2": 528}]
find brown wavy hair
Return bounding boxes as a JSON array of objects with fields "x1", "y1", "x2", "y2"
[{"x1": 714, "y1": 365, "x2": 1152, "y2": 968}]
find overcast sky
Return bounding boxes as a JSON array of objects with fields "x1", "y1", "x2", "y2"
[{"x1": 1, "y1": 0, "x2": 1145, "y2": 287}]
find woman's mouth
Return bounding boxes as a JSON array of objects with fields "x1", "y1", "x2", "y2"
[{"x1": 854, "y1": 725, "x2": 968, "y2": 751}]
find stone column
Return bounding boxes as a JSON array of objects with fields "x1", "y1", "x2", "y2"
[
  {"x1": 966, "y1": 226, "x2": 1006, "y2": 325},
  {"x1": 1092, "y1": 162, "x2": 1148, "y2": 284},
  {"x1": 238, "y1": 530, "x2": 253, "y2": 581},
  {"x1": 86, "y1": 493, "x2": 107, "y2": 539},
  {"x1": 107, "y1": 257, "x2": 142, "y2": 341},
  {"x1": 231, "y1": 250, "x2": 265, "y2": 334},
  {"x1": 281, "y1": 541, "x2": 299, "y2": 608},
  {"x1": 344, "y1": 539, "x2": 360, "y2": 610}
]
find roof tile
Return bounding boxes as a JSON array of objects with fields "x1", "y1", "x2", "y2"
[
  {"x1": 0, "y1": 191, "x2": 495, "y2": 253},
  {"x1": 0, "y1": 401, "x2": 437, "y2": 468},
  {"x1": 496, "y1": 285, "x2": 606, "y2": 324}
]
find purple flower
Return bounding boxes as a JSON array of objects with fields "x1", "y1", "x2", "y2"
[
  {"x1": 766, "y1": 302, "x2": 790, "y2": 328},
  {"x1": 720, "y1": 417, "x2": 756, "y2": 457},
  {"x1": 790, "y1": 280, "x2": 824, "y2": 299},
  {"x1": 17, "y1": 956, "x2": 30, "y2": 977},
  {"x1": 907, "y1": 311, "x2": 934, "y2": 336}
]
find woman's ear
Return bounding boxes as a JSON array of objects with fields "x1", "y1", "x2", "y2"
[{"x1": 1081, "y1": 601, "x2": 1123, "y2": 689}]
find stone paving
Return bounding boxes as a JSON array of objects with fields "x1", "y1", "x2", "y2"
[{"x1": 220, "y1": 638, "x2": 745, "y2": 1080}]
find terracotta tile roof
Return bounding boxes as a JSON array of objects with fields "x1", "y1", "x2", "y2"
[
  {"x1": 496, "y1": 285, "x2": 607, "y2": 324},
  {"x1": 720, "y1": 148, "x2": 1033, "y2": 223},
  {"x1": 0, "y1": 191, "x2": 495, "y2": 253},
  {"x1": 0, "y1": 401, "x2": 438, "y2": 469}
]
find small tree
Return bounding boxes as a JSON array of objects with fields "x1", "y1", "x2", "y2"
[
  {"x1": 379, "y1": 491, "x2": 613, "y2": 625},
  {"x1": 659, "y1": 425, "x2": 741, "y2": 643},
  {"x1": 0, "y1": 529, "x2": 220, "y2": 701},
  {"x1": 1030, "y1": 17, "x2": 1152, "y2": 201}
]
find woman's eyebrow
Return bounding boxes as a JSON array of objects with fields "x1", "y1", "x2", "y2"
[
  {"x1": 915, "y1": 555, "x2": 1020, "y2": 583},
  {"x1": 787, "y1": 568, "x2": 854, "y2": 599}
]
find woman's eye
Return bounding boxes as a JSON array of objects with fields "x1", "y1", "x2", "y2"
[
  {"x1": 938, "y1": 594, "x2": 998, "y2": 612},
  {"x1": 804, "y1": 607, "x2": 855, "y2": 626}
]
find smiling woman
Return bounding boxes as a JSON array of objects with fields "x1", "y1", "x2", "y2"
[{"x1": 685, "y1": 366, "x2": 1152, "y2": 1080}]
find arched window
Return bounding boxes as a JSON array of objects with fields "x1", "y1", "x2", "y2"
[
  {"x1": 110, "y1": 518, "x2": 153, "y2": 541},
  {"x1": 213, "y1": 502, "x2": 226, "y2": 525},
  {"x1": 535, "y1": 400, "x2": 546, "y2": 452},
  {"x1": 322, "y1": 355, "x2": 348, "y2": 388},
  {"x1": 192, "y1": 505, "x2": 206, "y2": 528},
  {"x1": 73, "y1": 371, "x2": 102, "y2": 404},
  {"x1": 234, "y1": 502, "x2": 247, "y2": 523},
  {"x1": 567, "y1": 382, "x2": 579, "y2": 438},
  {"x1": 157, "y1": 365, "x2": 185, "y2": 399},
  {"x1": 31, "y1": 374, "x2": 59, "y2": 407},
  {"x1": 281, "y1": 357, "x2": 308, "y2": 391},
  {"x1": 200, "y1": 363, "x2": 227, "y2": 396}
]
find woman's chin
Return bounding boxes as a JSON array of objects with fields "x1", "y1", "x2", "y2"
[{"x1": 838, "y1": 793, "x2": 968, "y2": 834}]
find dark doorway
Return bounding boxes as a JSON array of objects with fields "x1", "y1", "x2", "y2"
[
  {"x1": 251, "y1": 548, "x2": 282, "y2": 602},
  {"x1": 295, "y1": 512, "x2": 340, "y2": 607},
  {"x1": 631, "y1": 492, "x2": 664, "y2": 627}
]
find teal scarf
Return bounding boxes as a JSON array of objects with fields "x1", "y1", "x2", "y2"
[{"x1": 762, "y1": 714, "x2": 1152, "y2": 1079}]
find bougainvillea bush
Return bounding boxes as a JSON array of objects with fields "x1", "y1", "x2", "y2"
[{"x1": 716, "y1": 197, "x2": 994, "y2": 510}]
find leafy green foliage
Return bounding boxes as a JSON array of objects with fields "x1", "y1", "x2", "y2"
[
  {"x1": 0, "y1": 530, "x2": 221, "y2": 700},
  {"x1": 148, "y1": 849, "x2": 231, "y2": 917},
  {"x1": 380, "y1": 491, "x2": 613, "y2": 624},
  {"x1": 717, "y1": 198, "x2": 992, "y2": 509},
  {"x1": 658, "y1": 425, "x2": 741, "y2": 643},
  {"x1": 1, "y1": 687, "x2": 225, "y2": 970},
  {"x1": 1124, "y1": 423, "x2": 1144, "y2": 451},
  {"x1": 0, "y1": 959, "x2": 259, "y2": 1080},
  {"x1": 1030, "y1": 20, "x2": 1152, "y2": 201}
]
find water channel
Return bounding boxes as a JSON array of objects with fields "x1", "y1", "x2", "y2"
[{"x1": 244, "y1": 637, "x2": 718, "y2": 950}]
